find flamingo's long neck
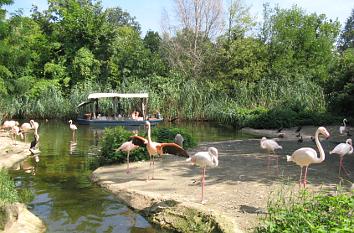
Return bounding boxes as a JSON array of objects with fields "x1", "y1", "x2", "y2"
[
  {"x1": 314, "y1": 129, "x2": 325, "y2": 163},
  {"x1": 343, "y1": 119, "x2": 346, "y2": 127}
]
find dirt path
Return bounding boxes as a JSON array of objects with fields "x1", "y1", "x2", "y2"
[{"x1": 92, "y1": 125, "x2": 354, "y2": 232}]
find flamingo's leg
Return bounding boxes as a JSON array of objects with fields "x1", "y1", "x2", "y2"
[
  {"x1": 126, "y1": 151, "x2": 130, "y2": 174},
  {"x1": 201, "y1": 167, "x2": 206, "y2": 204},
  {"x1": 299, "y1": 167, "x2": 303, "y2": 187},
  {"x1": 340, "y1": 157, "x2": 350, "y2": 176},
  {"x1": 303, "y1": 166, "x2": 309, "y2": 188}
]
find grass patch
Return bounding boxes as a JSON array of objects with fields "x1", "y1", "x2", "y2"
[{"x1": 256, "y1": 187, "x2": 354, "y2": 232}]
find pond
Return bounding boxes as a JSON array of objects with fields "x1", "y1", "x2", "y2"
[{"x1": 10, "y1": 120, "x2": 253, "y2": 233}]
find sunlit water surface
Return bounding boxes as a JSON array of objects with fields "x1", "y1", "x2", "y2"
[{"x1": 10, "y1": 120, "x2": 253, "y2": 233}]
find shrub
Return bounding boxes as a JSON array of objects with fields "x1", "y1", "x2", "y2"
[
  {"x1": 99, "y1": 125, "x2": 197, "y2": 165},
  {"x1": 152, "y1": 127, "x2": 197, "y2": 149},
  {"x1": 98, "y1": 126, "x2": 148, "y2": 165},
  {"x1": 256, "y1": 189, "x2": 354, "y2": 232}
]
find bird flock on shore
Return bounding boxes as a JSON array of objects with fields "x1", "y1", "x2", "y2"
[{"x1": 1, "y1": 118, "x2": 353, "y2": 204}]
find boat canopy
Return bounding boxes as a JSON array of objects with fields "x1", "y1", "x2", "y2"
[{"x1": 88, "y1": 93, "x2": 149, "y2": 99}]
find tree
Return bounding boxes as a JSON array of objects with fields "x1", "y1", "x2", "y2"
[
  {"x1": 162, "y1": 0, "x2": 224, "y2": 78},
  {"x1": 338, "y1": 8, "x2": 354, "y2": 51},
  {"x1": 266, "y1": 6, "x2": 340, "y2": 84},
  {"x1": 105, "y1": 7, "x2": 141, "y2": 33}
]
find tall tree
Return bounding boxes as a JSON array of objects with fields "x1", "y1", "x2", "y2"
[
  {"x1": 338, "y1": 8, "x2": 354, "y2": 51},
  {"x1": 162, "y1": 0, "x2": 224, "y2": 78}
]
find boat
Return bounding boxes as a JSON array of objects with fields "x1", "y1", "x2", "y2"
[{"x1": 76, "y1": 93, "x2": 163, "y2": 126}]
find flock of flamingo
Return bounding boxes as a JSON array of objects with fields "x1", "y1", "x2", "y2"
[{"x1": 1, "y1": 118, "x2": 353, "y2": 203}]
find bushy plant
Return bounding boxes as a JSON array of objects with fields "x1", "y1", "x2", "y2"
[
  {"x1": 152, "y1": 127, "x2": 197, "y2": 149},
  {"x1": 0, "y1": 169, "x2": 19, "y2": 205},
  {"x1": 256, "y1": 189, "x2": 354, "y2": 232},
  {"x1": 98, "y1": 126, "x2": 148, "y2": 165}
]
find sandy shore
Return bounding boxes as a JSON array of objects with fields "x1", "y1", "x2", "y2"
[{"x1": 92, "y1": 125, "x2": 353, "y2": 232}]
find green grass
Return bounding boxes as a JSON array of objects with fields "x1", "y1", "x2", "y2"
[{"x1": 256, "y1": 188, "x2": 354, "y2": 233}]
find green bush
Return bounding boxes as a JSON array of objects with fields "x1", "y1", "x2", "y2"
[
  {"x1": 0, "y1": 169, "x2": 19, "y2": 206},
  {"x1": 98, "y1": 126, "x2": 148, "y2": 165},
  {"x1": 99, "y1": 125, "x2": 197, "y2": 165},
  {"x1": 256, "y1": 189, "x2": 354, "y2": 232},
  {"x1": 152, "y1": 127, "x2": 197, "y2": 149}
]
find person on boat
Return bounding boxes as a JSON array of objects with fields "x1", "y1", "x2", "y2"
[{"x1": 131, "y1": 111, "x2": 137, "y2": 119}]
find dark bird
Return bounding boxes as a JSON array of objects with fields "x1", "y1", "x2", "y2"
[
  {"x1": 297, "y1": 136, "x2": 303, "y2": 143},
  {"x1": 295, "y1": 126, "x2": 302, "y2": 133},
  {"x1": 131, "y1": 121, "x2": 189, "y2": 180},
  {"x1": 277, "y1": 127, "x2": 283, "y2": 133},
  {"x1": 29, "y1": 133, "x2": 40, "y2": 155},
  {"x1": 296, "y1": 132, "x2": 301, "y2": 138}
]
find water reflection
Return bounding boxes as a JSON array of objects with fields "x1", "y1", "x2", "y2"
[{"x1": 10, "y1": 121, "x2": 162, "y2": 233}]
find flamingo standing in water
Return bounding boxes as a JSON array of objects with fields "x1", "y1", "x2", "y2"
[
  {"x1": 260, "y1": 137, "x2": 282, "y2": 171},
  {"x1": 287, "y1": 127, "x2": 330, "y2": 188},
  {"x1": 131, "y1": 121, "x2": 189, "y2": 180},
  {"x1": 116, "y1": 140, "x2": 139, "y2": 173},
  {"x1": 330, "y1": 138, "x2": 353, "y2": 177},
  {"x1": 186, "y1": 147, "x2": 219, "y2": 204},
  {"x1": 68, "y1": 120, "x2": 77, "y2": 137},
  {"x1": 339, "y1": 118, "x2": 347, "y2": 135}
]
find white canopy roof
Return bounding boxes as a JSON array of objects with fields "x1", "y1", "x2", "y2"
[{"x1": 88, "y1": 93, "x2": 149, "y2": 99}]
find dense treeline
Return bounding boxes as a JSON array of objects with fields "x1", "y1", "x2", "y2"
[{"x1": 0, "y1": 0, "x2": 353, "y2": 128}]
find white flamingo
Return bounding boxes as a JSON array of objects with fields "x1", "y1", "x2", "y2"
[
  {"x1": 116, "y1": 140, "x2": 139, "y2": 173},
  {"x1": 186, "y1": 147, "x2": 219, "y2": 204},
  {"x1": 260, "y1": 137, "x2": 282, "y2": 171},
  {"x1": 2, "y1": 120, "x2": 19, "y2": 131},
  {"x1": 10, "y1": 125, "x2": 23, "y2": 145},
  {"x1": 174, "y1": 133, "x2": 184, "y2": 147},
  {"x1": 68, "y1": 120, "x2": 77, "y2": 137},
  {"x1": 20, "y1": 122, "x2": 32, "y2": 142},
  {"x1": 330, "y1": 138, "x2": 353, "y2": 177},
  {"x1": 339, "y1": 118, "x2": 347, "y2": 135},
  {"x1": 131, "y1": 121, "x2": 189, "y2": 180},
  {"x1": 287, "y1": 127, "x2": 330, "y2": 188},
  {"x1": 30, "y1": 120, "x2": 39, "y2": 134}
]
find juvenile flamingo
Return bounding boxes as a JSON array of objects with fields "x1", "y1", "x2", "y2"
[
  {"x1": 287, "y1": 127, "x2": 330, "y2": 188},
  {"x1": 29, "y1": 132, "x2": 40, "y2": 155},
  {"x1": 116, "y1": 140, "x2": 139, "y2": 173},
  {"x1": 330, "y1": 138, "x2": 353, "y2": 177},
  {"x1": 131, "y1": 121, "x2": 189, "y2": 180},
  {"x1": 174, "y1": 133, "x2": 184, "y2": 147},
  {"x1": 260, "y1": 137, "x2": 282, "y2": 171},
  {"x1": 186, "y1": 147, "x2": 219, "y2": 204},
  {"x1": 339, "y1": 118, "x2": 347, "y2": 135}
]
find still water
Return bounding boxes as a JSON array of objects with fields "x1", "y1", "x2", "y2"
[{"x1": 10, "y1": 120, "x2": 252, "y2": 233}]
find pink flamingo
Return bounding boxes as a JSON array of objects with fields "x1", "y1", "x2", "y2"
[
  {"x1": 260, "y1": 137, "x2": 282, "y2": 171},
  {"x1": 131, "y1": 121, "x2": 189, "y2": 180},
  {"x1": 287, "y1": 127, "x2": 330, "y2": 188},
  {"x1": 186, "y1": 147, "x2": 218, "y2": 204},
  {"x1": 116, "y1": 140, "x2": 139, "y2": 173},
  {"x1": 330, "y1": 138, "x2": 353, "y2": 177},
  {"x1": 20, "y1": 122, "x2": 32, "y2": 142}
]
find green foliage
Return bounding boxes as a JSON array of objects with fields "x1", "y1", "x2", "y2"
[
  {"x1": 152, "y1": 127, "x2": 197, "y2": 149},
  {"x1": 256, "y1": 189, "x2": 354, "y2": 233},
  {"x1": 338, "y1": 8, "x2": 354, "y2": 51},
  {"x1": 0, "y1": 169, "x2": 19, "y2": 205},
  {"x1": 99, "y1": 126, "x2": 148, "y2": 165}
]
